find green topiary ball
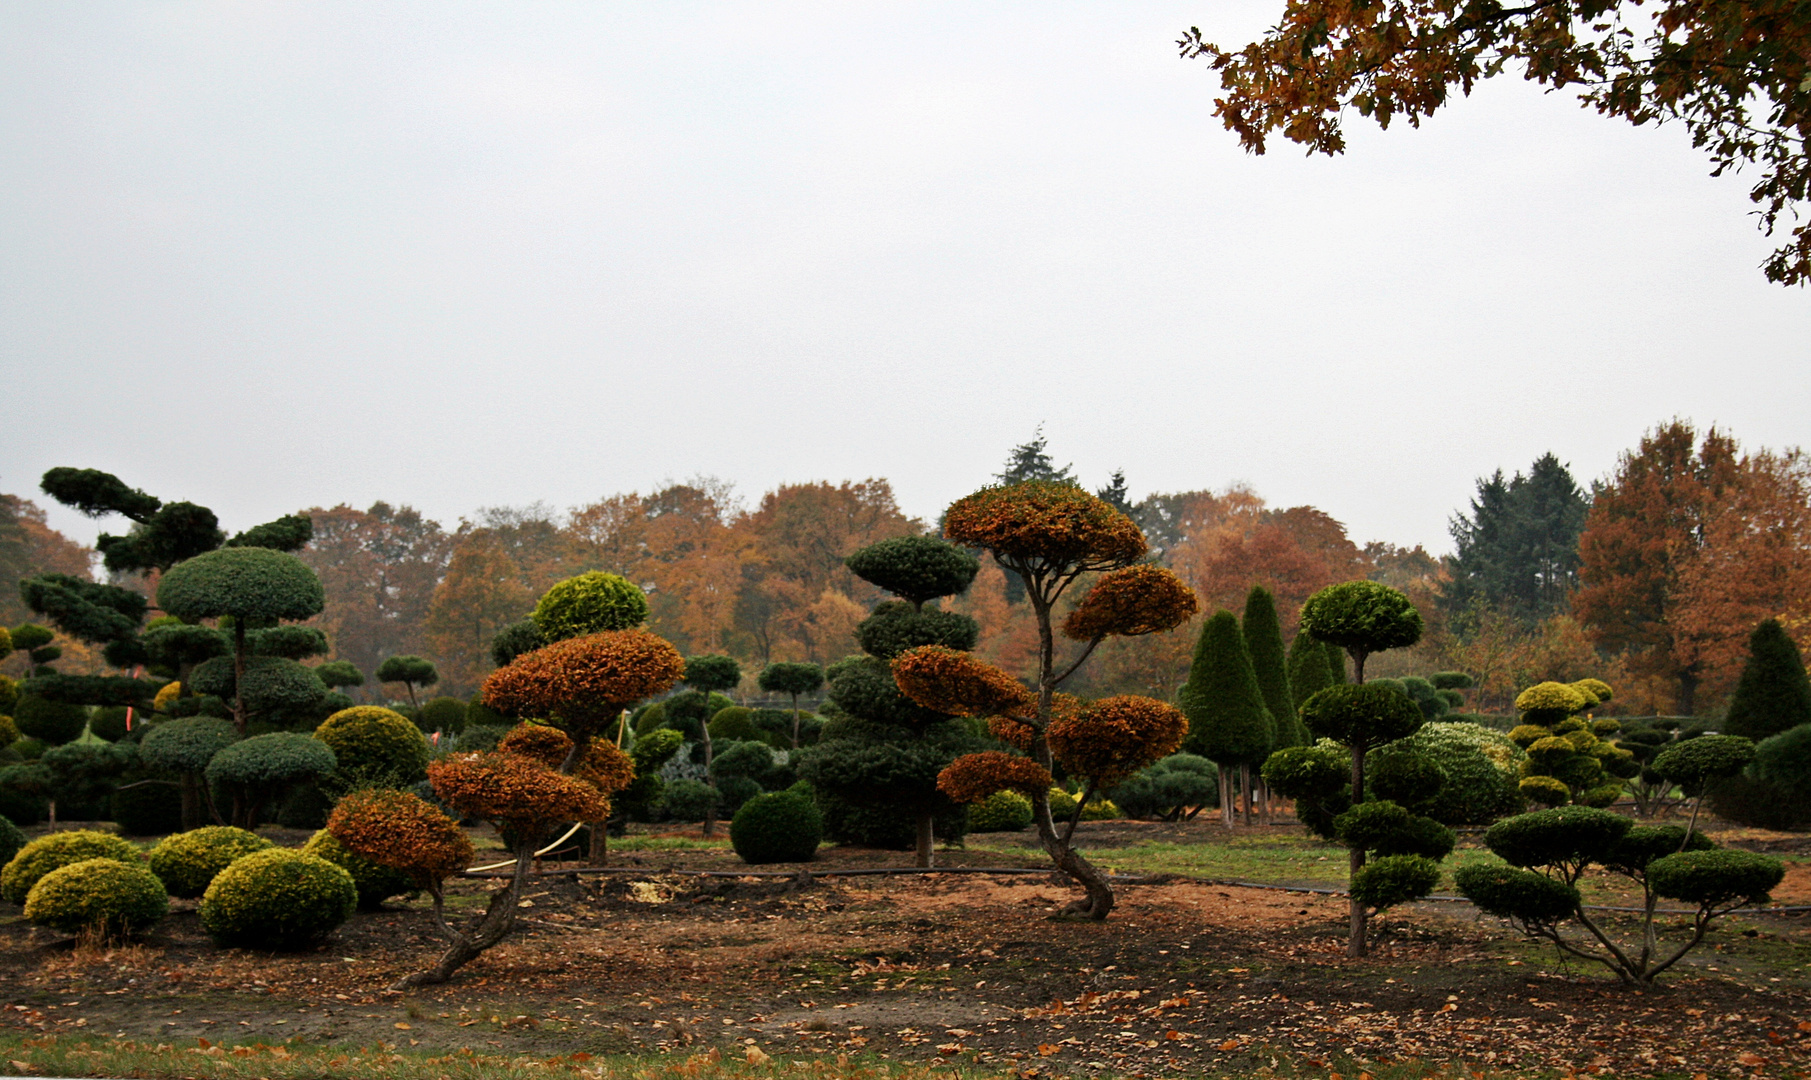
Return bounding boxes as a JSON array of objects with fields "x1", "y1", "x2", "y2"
[
  {"x1": 1349, "y1": 854, "x2": 1441, "y2": 913},
  {"x1": 13, "y1": 695, "x2": 87, "y2": 746},
  {"x1": 302, "y1": 829, "x2": 414, "y2": 910},
  {"x1": 1, "y1": 829, "x2": 142, "y2": 904},
  {"x1": 1047, "y1": 786, "x2": 1079, "y2": 820},
  {"x1": 24, "y1": 858, "x2": 168, "y2": 940},
  {"x1": 531, "y1": 571, "x2": 649, "y2": 641},
  {"x1": 730, "y1": 792, "x2": 823, "y2": 864},
  {"x1": 416, "y1": 697, "x2": 467, "y2": 734},
  {"x1": 199, "y1": 848, "x2": 356, "y2": 949},
  {"x1": 313, "y1": 706, "x2": 430, "y2": 785},
  {"x1": 148, "y1": 826, "x2": 274, "y2": 899},
  {"x1": 89, "y1": 706, "x2": 132, "y2": 743},
  {"x1": 0, "y1": 814, "x2": 26, "y2": 866},
  {"x1": 662, "y1": 779, "x2": 718, "y2": 822},
  {"x1": 139, "y1": 717, "x2": 238, "y2": 776},
  {"x1": 707, "y1": 706, "x2": 760, "y2": 743},
  {"x1": 967, "y1": 790, "x2": 1034, "y2": 832}
]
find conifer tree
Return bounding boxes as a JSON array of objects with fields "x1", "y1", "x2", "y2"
[
  {"x1": 1722, "y1": 619, "x2": 1811, "y2": 742},
  {"x1": 1179, "y1": 611, "x2": 1274, "y2": 826},
  {"x1": 1243, "y1": 586, "x2": 1302, "y2": 748},
  {"x1": 1326, "y1": 639, "x2": 1349, "y2": 683},
  {"x1": 1287, "y1": 629, "x2": 1334, "y2": 708}
]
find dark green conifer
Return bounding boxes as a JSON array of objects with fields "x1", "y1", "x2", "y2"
[
  {"x1": 1179, "y1": 611, "x2": 1274, "y2": 824},
  {"x1": 1287, "y1": 629, "x2": 1334, "y2": 709},
  {"x1": 1723, "y1": 619, "x2": 1811, "y2": 742},
  {"x1": 1242, "y1": 587, "x2": 1303, "y2": 748}
]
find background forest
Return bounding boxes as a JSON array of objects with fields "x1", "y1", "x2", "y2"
[{"x1": 4, "y1": 418, "x2": 1805, "y2": 721}]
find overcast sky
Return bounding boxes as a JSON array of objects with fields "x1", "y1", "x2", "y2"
[{"x1": 3, "y1": 2, "x2": 1806, "y2": 557}]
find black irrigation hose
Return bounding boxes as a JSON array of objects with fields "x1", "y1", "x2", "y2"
[{"x1": 460, "y1": 863, "x2": 1811, "y2": 916}]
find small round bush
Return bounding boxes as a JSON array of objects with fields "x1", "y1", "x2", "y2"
[
  {"x1": 662, "y1": 779, "x2": 718, "y2": 822},
  {"x1": 314, "y1": 706, "x2": 430, "y2": 785},
  {"x1": 148, "y1": 826, "x2": 273, "y2": 898},
  {"x1": 0, "y1": 814, "x2": 26, "y2": 866},
  {"x1": 1455, "y1": 863, "x2": 1579, "y2": 923},
  {"x1": 112, "y1": 782, "x2": 184, "y2": 836},
  {"x1": 25, "y1": 858, "x2": 167, "y2": 939},
  {"x1": 139, "y1": 717, "x2": 238, "y2": 776},
  {"x1": 199, "y1": 848, "x2": 356, "y2": 949},
  {"x1": 1047, "y1": 786, "x2": 1080, "y2": 820},
  {"x1": 465, "y1": 701, "x2": 509, "y2": 729},
  {"x1": 730, "y1": 792, "x2": 823, "y2": 864},
  {"x1": 89, "y1": 706, "x2": 132, "y2": 743},
  {"x1": 531, "y1": 571, "x2": 649, "y2": 641},
  {"x1": 2, "y1": 829, "x2": 142, "y2": 904},
  {"x1": 1654, "y1": 734, "x2": 1756, "y2": 795},
  {"x1": 206, "y1": 733, "x2": 337, "y2": 791},
  {"x1": 1378, "y1": 722, "x2": 1523, "y2": 825},
  {"x1": 708, "y1": 706, "x2": 760, "y2": 743},
  {"x1": 13, "y1": 695, "x2": 86, "y2": 746},
  {"x1": 416, "y1": 696, "x2": 467, "y2": 734},
  {"x1": 1518, "y1": 775, "x2": 1571, "y2": 806},
  {"x1": 1368, "y1": 750, "x2": 1447, "y2": 809},
  {"x1": 302, "y1": 829, "x2": 414, "y2": 910},
  {"x1": 1079, "y1": 798, "x2": 1121, "y2": 821},
  {"x1": 968, "y1": 790, "x2": 1034, "y2": 832},
  {"x1": 1349, "y1": 854, "x2": 1441, "y2": 912},
  {"x1": 1113, "y1": 753, "x2": 1219, "y2": 821},
  {"x1": 1649, "y1": 849, "x2": 1784, "y2": 907}
]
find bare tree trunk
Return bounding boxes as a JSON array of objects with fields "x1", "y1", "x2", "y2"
[
  {"x1": 587, "y1": 822, "x2": 608, "y2": 867},
  {"x1": 914, "y1": 811, "x2": 935, "y2": 869},
  {"x1": 700, "y1": 718, "x2": 718, "y2": 837},
  {"x1": 393, "y1": 844, "x2": 533, "y2": 990},
  {"x1": 1241, "y1": 764, "x2": 1253, "y2": 826}
]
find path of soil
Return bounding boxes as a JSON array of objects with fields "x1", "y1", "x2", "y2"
[{"x1": 5, "y1": 819, "x2": 1811, "y2": 1077}]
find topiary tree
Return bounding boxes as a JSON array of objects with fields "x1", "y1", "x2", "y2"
[
  {"x1": 489, "y1": 620, "x2": 546, "y2": 668},
  {"x1": 37, "y1": 740, "x2": 135, "y2": 822},
  {"x1": 15, "y1": 575, "x2": 161, "y2": 731},
  {"x1": 758, "y1": 662, "x2": 826, "y2": 749},
  {"x1": 157, "y1": 547, "x2": 326, "y2": 735},
  {"x1": 480, "y1": 629, "x2": 686, "y2": 861},
  {"x1": 204, "y1": 732, "x2": 336, "y2": 828},
  {"x1": 680, "y1": 654, "x2": 741, "y2": 837},
  {"x1": 798, "y1": 536, "x2": 988, "y2": 867},
  {"x1": 614, "y1": 728, "x2": 686, "y2": 823},
  {"x1": 1723, "y1": 619, "x2": 1811, "y2": 742},
  {"x1": 531, "y1": 571, "x2": 650, "y2": 641},
  {"x1": 906, "y1": 481, "x2": 1196, "y2": 918},
  {"x1": 1653, "y1": 734, "x2": 1756, "y2": 847},
  {"x1": 967, "y1": 789, "x2": 1036, "y2": 831},
  {"x1": 1, "y1": 829, "x2": 141, "y2": 904},
  {"x1": 1244, "y1": 586, "x2": 1304, "y2": 749},
  {"x1": 302, "y1": 829, "x2": 415, "y2": 910},
  {"x1": 188, "y1": 654, "x2": 328, "y2": 733},
  {"x1": 730, "y1": 790, "x2": 823, "y2": 864},
  {"x1": 375, "y1": 655, "x2": 438, "y2": 707},
  {"x1": 13, "y1": 695, "x2": 86, "y2": 746},
  {"x1": 1370, "y1": 721, "x2": 1524, "y2": 825},
  {"x1": 315, "y1": 660, "x2": 364, "y2": 695},
  {"x1": 1179, "y1": 610, "x2": 1274, "y2": 826},
  {"x1": 139, "y1": 716, "x2": 237, "y2": 829},
  {"x1": 1457, "y1": 808, "x2": 1782, "y2": 983},
  {"x1": 1298, "y1": 580, "x2": 1423, "y2": 684},
  {"x1": 148, "y1": 826, "x2": 274, "y2": 898},
  {"x1": 1507, "y1": 680, "x2": 1634, "y2": 808}
]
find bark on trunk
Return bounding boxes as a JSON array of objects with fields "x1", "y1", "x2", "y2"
[
  {"x1": 393, "y1": 844, "x2": 533, "y2": 990},
  {"x1": 180, "y1": 774, "x2": 204, "y2": 832},
  {"x1": 1348, "y1": 746, "x2": 1368, "y2": 958},
  {"x1": 914, "y1": 811, "x2": 935, "y2": 869},
  {"x1": 700, "y1": 721, "x2": 718, "y2": 837},
  {"x1": 1675, "y1": 672, "x2": 1699, "y2": 718}
]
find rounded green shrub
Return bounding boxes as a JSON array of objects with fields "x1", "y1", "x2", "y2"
[
  {"x1": 89, "y1": 706, "x2": 132, "y2": 743},
  {"x1": 1454, "y1": 863, "x2": 1579, "y2": 923},
  {"x1": 717, "y1": 775, "x2": 762, "y2": 816},
  {"x1": 111, "y1": 781, "x2": 184, "y2": 836},
  {"x1": 662, "y1": 779, "x2": 718, "y2": 822},
  {"x1": 417, "y1": 696, "x2": 467, "y2": 734},
  {"x1": 139, "y1": 717, "x2": 238, "y2": 776},
  {"x1": 199, "y1": 848, "x2": 356, "y2": 949},
  {"x1": 205, "y1": 733, "x2": 337, "y2": 792},
  {"x1": 855, "y1": 601, "x2": 980, "y2": 659},
  {"x1": 1483, "y1": 805, "x2": 1631, "y2": 870},
  {"x1": 1374, "y1": 722, "x2": 1523, "y2": 825},
  {"x1": 1649, "y1": 849, "x2": 1784, "y2": 907},
  {"x1": 157, "y1": 547, "x2": 325, "y2": 625},
  {"x1": 1349, "y1": 854, "x2": 1440, "y2": 912},
  {"x1": 730, "y1": 791, "x2": 823, "y2": 864},
  {"x1": 1518, "y1": 775, "x2": 1571, "y2": 806},
  {"x1": 1112, "y1": 753, "x2": 1219, "y2": 821},
  {"x1": 1, "y1": 829, "x2": 142, "y2": 904},
  {"x1": 1047, "y1": 786, "x2": 1079, "y2": 820},
  {"x1": 531, "y1": 572, "x2": 649, "y2": 641},
  {"x1": 148, "y1": 826, "x2": 274, "y2": 898},
  {"x1": 1367, "y1": 751, "x2": 1447, "y2": 809},
  {"x1": 708, "y1": 707, "x2": 760, "y2": 743},
  {"x1": 1300, "y1": 683, "x2": 1425, "y2": 751},
  {"x1": 314, "y1": 706, "x2": 430, "y2": 785},
  {"x1": 13, "y1": 696, "x2": 86, "y2": 746},
  {"x1": 302, "y1": 828, "x2": 413, "y2": 910},
  {"x1": 843, "y1": 536, "x2": 980, "y2": 607},
  {"x1": 968, "y1": 790, "x2": 1034, "y2": 832},
  {"x1": 0, "y1": 814, "x2": 26, "y2": 866},
  {"x1": 465, "y1": 701, "x2": 509, "y2": 729},
  {"x1": 24, "y1": 858, "x2": 168, "y2": 939}
]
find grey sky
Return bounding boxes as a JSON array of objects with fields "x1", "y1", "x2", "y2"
[{"x1": 3, "y1": 2, "x2": 1805, "y2": 555}]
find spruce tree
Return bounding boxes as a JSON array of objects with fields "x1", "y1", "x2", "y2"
[
  {"x1": 1287, "y1": 629, "x2": 1334, "y2": 708},
  {"x1": 1723, "y1": 619, "x2": 1811, "y2": 742},
  {"x1": 1243, "y1": 586, "x2": 1303, "y2": 748},
  {"x1": 1178, "y1": 611, "x2": 1274, "y2": 825}
]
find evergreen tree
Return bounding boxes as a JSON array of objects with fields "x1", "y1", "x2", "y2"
[
  {"x1": 1243, "y1": 587, "x2": 1303, "y2": 748},
  {"x1": 1723, "y1": 619, "x2": 1811, "y2": 741},
  {"x1": 1179, "y1": 611, "x2": 1275, "y2": 825},
  {"x1": 1287, "y1": 628, "x2": 1335, "y2": 708},
  {"x1": 1444, "y1": 454, "x2": 1588, "y2": 625},
  {"x1": 1096, "y1": 469, "x2": 1135, "y2": 519},
  {"x1": 1325, "y1": 638, "x2": 1349, "y2": 684},
  {"x1": 994, "y1": 426, "x2": 1077, "y2": 486}
]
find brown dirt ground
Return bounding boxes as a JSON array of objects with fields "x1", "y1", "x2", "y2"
[{"x1": 4, "y1": 818, "x2": 1811, "y2": 1078}]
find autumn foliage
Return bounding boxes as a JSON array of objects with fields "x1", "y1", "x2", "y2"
[
  {"x1": 1062, "y1": 564, "x2": 1199, "y2": 641},
  {"x1": 892, "y1": 645, "x2": 1037, "y2": 719},
  {"x1": 427, "y1": 752, "x2": 609, "y2": 833},
  {"x1": 480, "y1": 628, "x2": 686, "y2": 728},
  {"x1": 1046, "y1": 696, "x2": 1188, "y2": 789},
  {"x1": 327, "y1": 788, "x2": 474, "y2": 886},
  {"x1": 937, "y1": 751, "x2": 1054, "y2": 804},
  {"x1": 943, "y1": 482, "x2": 1146, "y2": 572},
  {"x1": 496, "y1": 724, "x2": 575, "y2": 769}
]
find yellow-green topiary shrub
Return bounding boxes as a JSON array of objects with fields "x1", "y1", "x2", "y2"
[
  {"x1": 200, "y1": 848, "x2": 356, "y2": 949},
  {"x1": 313, "y1": 706, "x2": 431, "y2": 786},
  {"x1": 1080, "y1": 798, "x2": 1122, "y2": 821},
  {"x1": 148, "y1": 827, "x2": 273, "y2": 899},
  {"x1": 1, "y1": 830, "x2": 141, "y2": 904},
  {"x1": 301, "y1": 828, "x2": 413, "y2": 910},
  {"x1": 24, "y1": 858, "x2": 168, "y2": 940}
]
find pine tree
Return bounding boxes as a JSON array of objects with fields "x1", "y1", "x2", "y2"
[
  {"x1": 994, "y1": 426, "x2": 1077, "y2": 486},
  {"x1": 1723, "y1": 619, "x2": 1811, "y2": 741},
  {"x1": 1287, "y1": 628, "x2": 1334, "y2": 708},
  {"x1": 1179, "y1": 611, "x2": 1274, "y2": 825},
  {"x1": 1243, "y1": 586, "x2": 1303, "y2": 748}
]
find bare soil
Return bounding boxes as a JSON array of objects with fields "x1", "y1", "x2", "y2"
[{"x1": 5, "y1": 818, "x2": 1811, "y2": 1077}]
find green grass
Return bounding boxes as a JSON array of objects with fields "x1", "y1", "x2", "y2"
[
  {"x1": 611, "y1": 835, "x2": 734, "y2": 852},
  {"x1": 990, "y1": 834, "x2": 1351, "y2": 885}
]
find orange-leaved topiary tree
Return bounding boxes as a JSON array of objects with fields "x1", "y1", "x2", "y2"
[
  {"x1": 480, "y1": 628, "x2": 685, "y2": 863},
  {"x1": 904, "y1": 481, "x2": 1198, "y2": 918}
]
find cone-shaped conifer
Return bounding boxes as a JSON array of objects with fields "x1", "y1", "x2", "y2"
[
  {"x1": 1180, "y1": 612, "x2": 1274, "y2": 766},
  {"x1": 1287, "y1": 629, "x2": 1334, "y2": 709},
  {"x1": 1243, "y1": 586, "x2": 1304, "y2": 749},
  {"x1": 1723, "y1": 619, "x2": 1811, "y2": 742}
]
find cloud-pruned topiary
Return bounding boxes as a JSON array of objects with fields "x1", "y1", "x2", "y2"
[
  {"x1": 1298, "y1": 581, "x2": 1422, "y2": 683},
  {"x1": 24, "y1": 858, "x2": 168, "y2": 941},
  {"x1": 844, "y1": 535, "x2": 980, "y2": 610},
  {"x1": 1110, "y1": 753, "x2": 1219, "y2": 822},
  {"x1": 375, "y1": 656, "x2": 438, "y2": 707},
  {"x1": 205, "y1": 733, "x2": 337, "y2": 828},
  {"x1": 532, "y1": 572, "x2": 650, "y2": 641}
]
